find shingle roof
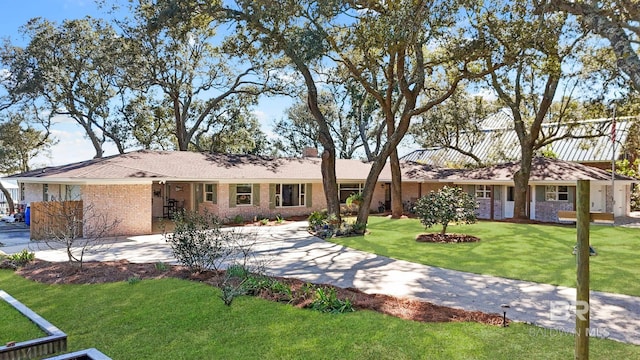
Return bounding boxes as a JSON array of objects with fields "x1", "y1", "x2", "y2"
[
  {"x1": 448, "y1": 157, "x2": 634, "y2": 182},
  {"x1": 9, "y1": 150, "x2": 379, "y2": 183},
  {"x1": 8, "y1": 151, "x2": 633, "y2": 185},
  {"x1": 403, "y1": 114, "x2": 637, "y2": 166}
]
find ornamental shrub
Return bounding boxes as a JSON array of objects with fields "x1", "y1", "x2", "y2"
[
  {"x1": 414, "y1": 186, "x2": 478, "y2": 235},
  {"x1": 165, "y1": 210, "x2": 235, "y2": 272},
  {"x1": 8, "y1": 249, "x2": 35, "y2": 267}
]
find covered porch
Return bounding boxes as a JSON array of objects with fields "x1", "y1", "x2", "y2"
[{"x1": 151, "y1": 181, "x2": 197, "y2": 220}]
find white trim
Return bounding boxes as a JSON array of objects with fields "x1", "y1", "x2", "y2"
[
  {"x1": 235, "y1": 184, "x2": 253, "y2": 206},
  {"x1": 204, "y1": 183, "x2": 216, "y2": 202},
  {"x1": 275, "y1": 183, "x2": 306, "y2": 208},
  {"x1": 545, "y1": 185, "x2": 569, "y2": 202},
  {"x1": 338, "y1": 182, "x2": 364, "y2": 204},
  {"x1": 475, "y1": 185, "x2": 491, "y2": 199},
  {"x1": 11, "y1": 178, "x2": 153, "y2": 185}
]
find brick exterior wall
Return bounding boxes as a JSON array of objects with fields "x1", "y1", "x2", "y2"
[
  {"x1": 476, "y1": 198, "x2": 492, "y2": 219},
  {"x1": 82, "y1": 184, "x2": 152, "y2": 236},
  {"x1": 213, "y1": 183, "x2": 327, "y2": 222},
  {"x1": 22, "y1": 183, "x2": 44, "y2": 205},
  {"x1": 371, "y1": 185, "x2": 386, "y2": 212},
  {"x1": 535, "y1": 201, "x2": 574, "y2": 223},
  {"x1": 493, "y1": 200, "x2": 504, "y2": 220},
  {"x1": 403, "y1": 183, "x2": 421, "y2": 202}
]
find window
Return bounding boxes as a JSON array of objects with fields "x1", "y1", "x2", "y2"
[
  {"x1": 43, "y1": 184, "x2": 49, "y2": 202},
  {"x1": 205, "y1": 184, "x2": 216, "y2": 202},
  {"x1": 339, "y1": 183, "x2": 364, "y2": 204},
  {"x1": 236, "y1": 184, "x2": 253, "y2": 205},
  {"x1": 475, "y1": 185, "x2": 491, "y2": 199},
  {"x1": 276, "y1": 184, "x2": 305, "y2": 207},
  {"x1": 64, "y1": 185, "x2": 81, "y2": 201},
  {"x1": 545, "y1": 185, "x2": 569, "y2": 201}
]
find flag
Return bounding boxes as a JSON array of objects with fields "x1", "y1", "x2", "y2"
[{"x1": 611, "y1": 117, "x2": 616, "y2": 142}]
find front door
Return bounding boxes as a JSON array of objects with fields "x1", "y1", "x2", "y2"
[
  {"x1": 384, "y1": 183, "x2": 391, "y2": 210},
  {"x1": 151, "y1": 183, "x2": 165, "y2": 218},
  {"x1": 590, "y1": 184, "x2": 604, "y2": 212},
  {"x1": 504, "y1": 186, "x2": 515, "y2": 218}
]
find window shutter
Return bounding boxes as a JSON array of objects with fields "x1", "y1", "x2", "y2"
[
  {"x1": 253, "y1": 184, "x2": 260, "y2": 206},
  {"x1": 306, "y1": 183, "x2": 313, "y2": 208},
  {"x1": 229, "y1": 184, "x2": 237, "y2": 208},
  {"x1": 465, "y1": 185, "x2": 474, "y2": 196},
  {"x1": 568, "y1": 186, "x2": 576, "y2": 203},
  {"x1": 536, "y1": 186, "x2": 545, "y2": 202},
  {"x1": 211, "y1": 184, "x2": 218, "y2": 204},
  {"x1": 269, "y1": 184, "x2": 276, "y2": 210}
]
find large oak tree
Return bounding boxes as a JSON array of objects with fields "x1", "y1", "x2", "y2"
[
  {"x1": 316, "y1": 0, "x2": 500, "y2": 223},
  {"x1": 478, "y1": 0, "x2": 608, "y2": 219},
  {"x1": 540, "y1": 0, "x2": 640, "y2": 91},
  {"x1": 7, "y1": 17, "x2": 130, "y2": 158},
  {"x1": 124, "y1": 1, "x2": 279, "y2": 152}
]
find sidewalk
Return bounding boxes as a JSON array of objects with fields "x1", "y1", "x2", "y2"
[{"x1": 2, "y1": 221, "x2": 640, "y2": 345}]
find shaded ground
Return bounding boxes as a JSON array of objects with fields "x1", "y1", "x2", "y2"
[
  {"x1": 16, "y1": 260, "x2": 506, "y2": 326},
  {"x1": 416, "y1": 233, "x2": 481, "y2": 243}
]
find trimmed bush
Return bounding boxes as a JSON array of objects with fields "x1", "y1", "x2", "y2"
[{"x1": 414, "y1": 186, "x2": 478, "y2": 235}]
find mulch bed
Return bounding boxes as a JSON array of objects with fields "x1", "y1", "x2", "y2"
[
  {"x1": 15, "y1": 260, "x2": 506, "y2": 326},
  {"x1": 416, "y1": 233, "x2": 481, "y2": 243}
]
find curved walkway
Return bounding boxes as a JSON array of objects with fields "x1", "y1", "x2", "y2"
[{"x1": 2, "y1": 221, "x2": 640, "y2": 345}]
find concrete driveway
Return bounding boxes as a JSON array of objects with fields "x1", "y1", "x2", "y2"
[
  {"x1": 2, "y1": 221, "x2": 640, "y2": 345},
  {"x1": 0, "y1": 221, "x2": 30, "y2": 251}
]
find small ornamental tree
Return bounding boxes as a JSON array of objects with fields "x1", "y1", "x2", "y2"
[{"x1": 414, "y1": 186, "x2": 478, "y2": 235}]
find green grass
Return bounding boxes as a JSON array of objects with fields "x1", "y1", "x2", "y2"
[
  {"x1": 0, "y1": 270, "x2": 638, "y2": 359},
  {"x1": 0, "y1": 297, "x2": 45, "y2": 344},
  {"x1": 333, "y1": 217, "x2": 640, "y2": 296}
]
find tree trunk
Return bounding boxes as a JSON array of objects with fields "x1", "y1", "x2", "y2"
[
  {"x1": 174, "y1": 98, "x2": 189, "y2": 151},
  {"x1": 294, "y1": 61, "x2": 341, "y2": 220},
  {"x1": 86, "y1": 128, "x2": 104, "y2": 159},
  {"x1": 356, "y1": 159, "x2": 387, "y2": 226},
  {"x1": 355, "y1": 112, "x2": 415, "y2": 225},
  {"x1": 320, "y1": 148, "x2": 341, "y2": 218},
  {"x1": 0, "y1": 182, "x2": 15, "y2": 214},
  {"x1": 513, "y1": 152, "x2": 534, "y2": 219},
  {"x1": 389, "y1": 148, "x2": 403, "y2": 218}
]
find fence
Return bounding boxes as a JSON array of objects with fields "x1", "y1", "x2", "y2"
[{"x1": 30, "y1": 201, "x2": 83, "y2": 241}]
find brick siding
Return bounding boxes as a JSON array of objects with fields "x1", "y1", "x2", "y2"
[
  {"x1": 535, "y1": 201, "x2": 574, "y2": 223},
  {"x1": 214, "y1": 183, "x2": 327, "y2": 222},
  {"x1": 82, "y1": 184, "x2": 152, "y2": 236}
]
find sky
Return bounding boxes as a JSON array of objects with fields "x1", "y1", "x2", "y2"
[
  {"x1": 0, "y1": 0, "x2": 429, "y2": 170},
  {"x1": 0, "y1": 0, "x2": 298, "y2": 167}
]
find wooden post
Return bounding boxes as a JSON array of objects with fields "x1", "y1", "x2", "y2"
[{"x1": 576, "y1": 180, "x2": 590, "y2": 359}]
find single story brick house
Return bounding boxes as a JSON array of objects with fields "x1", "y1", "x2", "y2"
[
  {"x1": 442, "y1": 157, "x2": 635, "y2": 222},
  {"x1": 6, "y1": 151, "x2": 634, "y2": 236}
]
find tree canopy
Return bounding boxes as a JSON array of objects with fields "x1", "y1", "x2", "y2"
[{"x1": 1, "y1": 0, "x2": 636, "y2": 224}]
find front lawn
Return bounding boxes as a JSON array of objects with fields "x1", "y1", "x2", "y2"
[
  {"x1": 1, "y1": 270, "x2": 638, "y2": 359},
  {"x1": 0, "y1": 296, "x2": 45, "y2": 344},
  {"x1": 330, "y1": 217, "x2": 640, "y2": 296}
]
